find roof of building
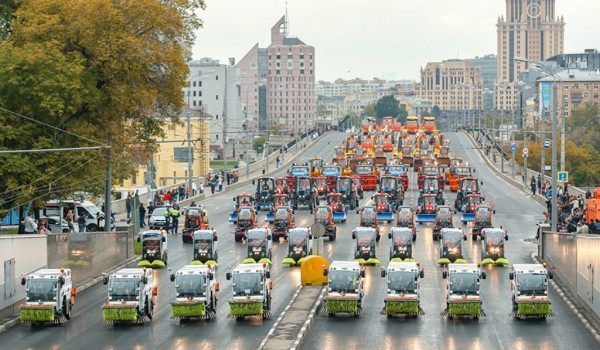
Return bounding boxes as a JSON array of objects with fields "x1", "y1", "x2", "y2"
[{"x1": 538, "y1": 69, "x2": 600, "y2": 82}]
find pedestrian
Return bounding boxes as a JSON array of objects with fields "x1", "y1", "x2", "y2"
[
  {"x1": 199, "y1": 182, "x2": 204, "y2": 194},
  {"x1": 139, "y1": 204, "x2": 146, "y2": 228},
  {"x1": 537, "y1": 177, "x2": 542, "y2": 193},
  {"x1": 171, "y1": 206, "x2": 180, "y2": 234},
  {"x1": 164, "y1": 207, "x2": 171, "y2": 233},
  {"x1": 218, "y1": 175, "x2": 223, "y2": 192},
  {"x1": 179, "y1": 184, "x2": 186, "y2": 200},
  {"x1": 530, "y1": 176, "x2": 536, "y2": 196},
  {"x1": 563, "y1": 182, "x2": 569, "y2": 195},
  {"x1": 210, "y1": 180, "x2": 215, "y2": 194},
  {"x1": 78, "y1": 211, "x2": 86, "y2": 233},
  {"x1": 126, "y1": 193, "x2": 132, "y2": 219},
  {"x1": 24, "y1": 212, "x2": 37, "y2": 234},
  {"x1": 192, "y1": 182, "x2": 198, "y2": 196},
  {"x1": 276, "y1": 156, "x2": 280, "y2": 168},
  {"x1": 65, "y1": 210, "x2": 75, "y2": 233},
  {"x1": 586, "y1": 188, "x2": 592, "y2": 199},
  {"x1": 147, "y1": 201, "x2": 155, "y2": 222},
  {"x1": 164, "y1": 191, "x2": 171, "y2": 205}
]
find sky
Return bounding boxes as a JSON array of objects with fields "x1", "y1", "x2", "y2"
[{"x1": 193, "y1": 0, "x2": 600, "y2": 82}]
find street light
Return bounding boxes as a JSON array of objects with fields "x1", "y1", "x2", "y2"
[
  {"x1": 243, "y1": 80, "x2": 266, "y2": 179},
  {"x1": 515, "y1": 56, "x2": 558, "y2": 232}
]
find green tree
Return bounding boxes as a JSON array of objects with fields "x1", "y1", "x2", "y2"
[
  {"x1": 362, "y1": 103, "x2": 375, "y2": 117},
  {"x1": 0, "y1": 0, "x2": 205, "y2": 212},
  {"x1": 254, "y1": 136, "x2": 266, "y2": 154},
  {"x1": 396, "y1": 109, "x2": 408, "y2": 123},
  {"x1": 431, "y1": 105, "x2": 442, "y2": 119},
  {"x1": 375, "y1": 95, "x2": 400, "y2": 120},
  {"x1": 568, "y1": 103, "x2": 600, "y2": 151}
]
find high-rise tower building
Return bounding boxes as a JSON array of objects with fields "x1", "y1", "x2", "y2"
[{"x1": 497, "y1": 0, "x2": 565, "y2": 83}]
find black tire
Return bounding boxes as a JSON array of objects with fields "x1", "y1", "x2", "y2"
[
  {"x1": 63, "y1": 297, "x2": 71, "y2": 320},
  {"x1": 145, "y1": 299, "x2": 153, "y2": 320},
  {"x1": 472, "y1": 233, "x2": 477, "y2": 240},
  {"x1": 234, "y1": 235, "x2": 242, "y2": 242},
  {"x1": 86, "y1": 224, "x2": 98, "y2": 232}
]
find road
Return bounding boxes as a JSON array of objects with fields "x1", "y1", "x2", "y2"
[
  {"x1": 1, "y1": 131, "x2": 597, "y2": 349},
  {"x1": 304, "y1": 132, "x2": 598, "y2": 350}
]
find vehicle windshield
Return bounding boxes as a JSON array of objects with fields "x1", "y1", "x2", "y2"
[
  {"x1": 329, "y1": 270, "x2": 359, "y2": 292},
  {"x1": 362, "y1": 209, "x2": 376, "y2": 223},
  {"x1": 455, "y1": 167, "x2": 471, "y2": 176},
  {"x1": 232, "y1": 273, "x2": 263, "y2": 296},
  {"x1": 381, "y1": 178, "x2": 395, "y2": 189},
  {"x1": 375, "y1": 196, "x2": 389, "y2": 205},
  {"x1": 315, "y1": 179, "x2": 327, "y2": 187},
  {"x1": 517, "y1": 273, "x2": 548, "y2": 294},
  {"x1": 423, "y1": 178, "x2": 438, "y2": 190},
  {"x1": 238, "y1": 209, "x2": 252, "y2": 220},
  {"x1": 153, "y1": 207, "x2": 168, "y2": 216},
  {"x1": 109, "y1": 278, "x2": 139, "y2": 301},
  {"x1": 485, "y1": 230, "x2": 504, "y2": 247},
  {"x1": 449, "y1": 272, "x2": 479, "y2": 295},
  {"x1": 84, "y1": 205, "x2": 101, "y2": 216},
  {"x1": 274, "y1": 209, "x2": 289, "y2": 221},
  {"x1": 392, "y1": 231, "x2": 412, "y2": 245},
  {"x1": 247, "y1": 232, "x2": 266, "y2": 247},
  {"x1": 398, "y1": 209, "x2": 412, "y2": 222},
  {"x1": 437, "y1": 208, "x2": 452, "y2": 221},
  {"x1": 315, "y1": 208, "x2": 330, "y2": 222},
  {"x1": 443, "y1": 231, "x2": 462, "y2": 247},
  {"x1": 355, "y1": 166, "x2": 371, "y2": 175},
  {"x1": 338, "y1": 178, "x2": 352, "y2": 189},
  {"x1": 175, "y1": 274, "x2": 207, "y2": 297},
  {"x1": 289, "y1": 231, "x2": 306, "y2": 247},
  {"x1": 143, "y1": 239, "x2": 161, "y2": 250},
  {"x1": 356, "y1": 231, "x2": 375, "y2": 247},
  {"x1": 388, "y1": 271, "x2": 418, "y2": 293},
  {"x1": 27, "y1": 279, "x2": 57, "y2": 302},
  {"x1": 298, "y1": 178, "x2": 311, "y2": 189},
  {"x1": 462, "y1": 180, "x2": 478, "y2": 192},
  {"x1": 402, "y1": 147, "x2": 412, "y2": 154},
  {"x1": 194, "y1": 239, "x2": 212, "y2": 251},
  {"x1": 423, "y1": 196, "x2": 436, "y2": 205},
  {"x1": 476, "y1": 208, "x2": 491, "y2": 222}
]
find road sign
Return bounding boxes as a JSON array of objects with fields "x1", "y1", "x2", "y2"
[
  {"x1": 522, "y1": 147, "x2": 529, "y2": 155},
  {"x1": 510, "y1": 144, "x2": 517, "y2": 152},
  {"x1": 544, "y1": 139, "x2": 550, "y2": 149},
  {"x1": 310, "y1": 223, "x2": 326, "y2": 239},
  {"x1": 558, "y1": 171, "x2": 568, "y2": 183}
]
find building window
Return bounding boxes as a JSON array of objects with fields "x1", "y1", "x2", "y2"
[
  {"x1": 584, "y1": 84, "x2": 589, "y2": 89},
  {"x1": 288, "y1": 54, "x2": 293, "y2": 59},
  {"x1": 276, "y1": 54, "x2": 281, "y2": 59},
  {"x1": 173, "y1": 147, "x2": 192, "y2": 162}
]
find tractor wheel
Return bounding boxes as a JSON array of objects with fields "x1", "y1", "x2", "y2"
[
  {"x1": 234, "y1": 235, "x2": 242, "y2": 242},
  {"x1": 472, "y1": 233, "x2": 477, "y2": 240}
]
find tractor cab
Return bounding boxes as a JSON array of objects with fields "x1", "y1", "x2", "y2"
[
  {"x1": 352, "y1": 227, "x2": 380, "y2": 265},
  {"x1": 460, "y1": 194, "x2": 487, "y2": 216},
  {"x1": 292, "y1": 176, "x2": 315, "y2": 210},
  {"x1": 310, "y1": 157, "x2": 324, "y2": 176},
  {"x1": 456, "y1": 177, "x2": 481, "y2": 204},
  {"x1": 192, "y1": 230, "x2": 218, "y2": 266},
  {"x1": 234, "y1": 207, "x2": 258, "y2": 242},
  {"x1": 351, "y1": 176, "x2": 364, "y2": 199},
  {"x1": 244, "y1": 229, "x2": 273, "y2": 264},
  {"x1": 433, "y1": 206, "x2": 455, "y2": 241},
  {"x1": 388, "y1": 227, "x2": 415, "y2": 261},
  {"x1": 139, "y1": 230, "x2": 168, "y2": 266},
  {"x1": 289, "y1": 164, "x2": 310, "y2": 177},
  {"x1": 438, "y1": 228, "x2": 467, "y2": 265},
  {"x1": 480, "y1": 228, "x2": 509, "y2": 266},
  {"x1": 255, "y1": 178, "x2": 276, "y2": 209},
  {"x1": 373, "y1": 193, "x2": 393, "y2": 213},
  {"x1": 274, "y1": 177, "x2": 290, "y2": 195},
  {"x1": 327, "y1": 193, "x2": 348, "y2": 222},
  {"x1": 355, "y1": 164, "x2": 378, "y2": 191},
  {"x1": 272, "y1": 193, "x2": 290, "y2": 208},
  {"x1": 283, "y1": 228, "x2": 313, "y2": 265},
  {"x1": 358, "y1": 206, "x2": 378, "y2": 229},
  {"x1": 314, "y1": 205, "x2": 337, "y2": 241},
  {"x1": 313, "y1": 176, "x2": 328, "y2": 199},
  {"x1": 271, "y1": 206, "x2": 295, "y2": 239},
  {"x1": 234, "y1": 193, "x2": 255, "y2": 209},
  {"x1": 472, "y1": 206, "x2": 495, "y2": 239},
  {"x1": 337, "y1": 176, "x2": 358, "y2": 210},
  {"x1": 396, "y1": 206, "x2": 415, "y2": 228}
]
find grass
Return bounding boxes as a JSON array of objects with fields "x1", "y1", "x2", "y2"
[
  {"x1": 134, "y1": 240, "x2": 142, "y2": 255},
  {"x1": 0, "y1": 229, "x2": 18, "y2": 235}
]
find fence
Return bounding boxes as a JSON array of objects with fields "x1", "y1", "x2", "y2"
[{"x1": 541, "y1": 232, "x2": 600, "y2": 319}]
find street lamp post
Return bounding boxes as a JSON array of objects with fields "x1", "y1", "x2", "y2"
[{"x1": 515, "y1": 57, "x2": 559, "y2": 231}]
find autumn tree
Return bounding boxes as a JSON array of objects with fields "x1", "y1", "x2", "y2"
[
  {"x1": 0, "y1": 0, "x2": 205, "y2": 213},
  {"x1": 375, "y1": 95, "x2": 400, "y2": 120}
]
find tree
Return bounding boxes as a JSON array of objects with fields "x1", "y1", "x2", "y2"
[
  {"x1": 432, "y1": 105, "x2": 442, "y2": 119},
  {"x1": 375, "y1": 95, "x2": 400, "y2": 120},
  {"x1": 362, "y1": 103, "x2": 375, "y2": 117},
  {"x1": 0, "y1": 0, "x2": 205, "y2": 213},
  {"x1": 396, "y1": 109, "x2": 408, "y2": 123},
  {"x1": 568, "y1": 103, "x2": 600, "y2": 152}
]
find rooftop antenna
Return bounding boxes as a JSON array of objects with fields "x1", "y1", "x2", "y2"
[{"x1": 285, "y1": 1, "x2": 289, "y2": 36}]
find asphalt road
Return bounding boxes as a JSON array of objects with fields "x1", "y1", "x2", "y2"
[
  {"x1": 0, "y1": 132, "x2": 348, "y2": 350},
  {"x1": 303, "y1": 132, "x2": 599, "y2": 350},
  {"x1": 3, "y1": 131, "x2": 598, "y2": 349}
]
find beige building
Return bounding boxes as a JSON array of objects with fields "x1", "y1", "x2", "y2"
[
  {"x1": 416, "y1": 60, "x2": 484, "y2": 112},
  {"x1": 537, "y1": 69, "x2": 600, "y2": 118},
  {"x1": 117, "y1": 109, "x2": 210, "y2": 196},
  {"x1": 497, "y1": 0, "x2": 565, "y2": 83}
]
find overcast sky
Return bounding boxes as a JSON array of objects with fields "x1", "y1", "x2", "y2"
[{"x1": 193, "y1": 0, "x2": 600, "y2": 82}]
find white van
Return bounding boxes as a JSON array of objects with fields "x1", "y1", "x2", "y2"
[{"x1": 42, "y1": 200, "x2": 115, "y2": 232}]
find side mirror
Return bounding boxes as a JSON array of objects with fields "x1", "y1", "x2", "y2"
[
  {"x1": 170, "y1": 274, "x2": 175, "y2": 282},
  {"x1": 481, "y1": 272, "x2": 486, "y2": 280},
  {"x1": 323, "y1": 269, "x2": 328, "y2": 276},
  {"x1": 420, "y1": 269, "x2": 425, "y2": 279},
  {"x1": 103, "y1": 277, "x2": 108, "y2": 285},
  {"x1": 226, "y1": 272, "x2": 232, "y2": 280},
  {"x1": 233, "y1": 197, "x2": 236, "y2": 202},
  {"x1": 388, "y1": 233, "x2": 392, "y2": 239},
  {"x1": 265, "y1": 271, "x2": 271, "y2": 279},
  {"x1": 463, "y1": 235, "x2": 467, "y2": 241},
  {"x1": 137, "y1": 237, "x2": 141, "y2": 243},
  {"x1": 442, "y1": 271, "x2": 447, "y2": 279},
  {"x1": 209, "y1": 273, "x2": 214, "y2": 281},
  {"x1": 509, "y1": 272, "x2": 514, "y2": 280},
  {"x1": 360, "y1": 270, "x2": 366, "y2": 278},
  {"x1": 504, "y1": 234, "x2": 508, "y2": 241},
  {"x1": 252, "y1": 180, "x2": 256, "y2": 185},
  {"x1": 549, "y1": 272, "x2": 554, "y2": 279},
  {"x1": 213, "y1": 235, "x2": 218, "y2": 241},
  {"x1": 161, "y1": 237, "x2": 166, "y2": 243},
  {"x1": 493, "y1": 209, "x2": 496, "y2": 214},
  {"x1": 480, "y1": 181, "x2": 483, "y2": 186},
  {"x1": 142, "y1": 276, "x2": 148, "y2": 284},
  {"x1": 21, "y1": 277, "x2": 26, "y2": 286},
  {"x1": 473, "y1": 168, "x2": 476, "y2": 173},
  {"x1": 352, "y1": 233, "x2": 356, "y2": 239},
  {"x1": 356, "y1": 210, "x2": 360, "y2": 214},
  {"x1": 381, "y1": 269, "x2": 386, "y2": 278},
  {"x1": 267, "y1": 235, "x2": 272, "y2": 241}
]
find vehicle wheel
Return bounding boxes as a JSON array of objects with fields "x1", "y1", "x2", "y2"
[
  {"x1": 234, "y1": 235, "x2": 242, "y2": 242},
  {"x1": 145, "y1": 299, "x2": 153, "y2": 320},
  {"x1": 268, "y1": 250, "x2": 272, "y2": 260},
  {"x1": 163, "y1": 253, "x2": 168, "y2": 265},
  {"x1": 342, "y1": 219, "x2": 346, "y2": 223},
  {"x1": 214, "y1": 252, "x2": 219, "y2": 261},
  {"x1": 63, "y1": 297, "x2": 71, "y2": 320},
  {"x1": 309, "y1": 249, "x2": 313, "y2": 255},
  {"x1": 376, "y1": 235, "x2": 381, "y2": 242},
  {"x1": 62, "y1": 229, "x2": 70, "y2": 233},
  {"x1": 86, "y1": 224, "x2": 98, "y2": 232},
  {"x1": 472, "y1": 233, "x2": 477, "y2": 240}
]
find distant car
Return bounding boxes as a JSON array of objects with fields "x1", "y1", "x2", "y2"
[
  {"x1": 148, "y1": 206, "x2": 172, "y2": 230},
  {"x1": 45, "y1": 216, "x2": 72, "y2": 233}
]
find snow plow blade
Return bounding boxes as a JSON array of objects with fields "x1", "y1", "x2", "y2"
[
  {"x1": 377, "y1": 212, "x2": 394, "y2": 222},
  {"x1": 461, "y1": 213, "x2": 475, "y2": 223},
  {"x1": 266, "y1": 213, "x2": 274, "y2": 223},
  {"x1": 229, "y1": 213, "x2": 237, "y2": 222},
  {"x1": 333, "y1": 212, "x2": 347, "y2": 222},
  {"x1": 416, "y1": 214, "x2": 436, "y2": 223}
]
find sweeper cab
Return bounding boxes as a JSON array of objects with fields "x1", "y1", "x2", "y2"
[
  {"x1": 442, "y1": 263, "x2": 486, "y2": 319},
  {"x1": 102, "y1": 268, "x2": 156, "y2": 323},
  {"x1": 226, "y1": 263, "x2": 272, "y2": 319},
  {"x1": 20, "y1": 268, "x2": 75, "y2": 324},
  {"x1": 192, "y1": 229, "x2": 218, "y2": 266},
  {"x1": 283, "y1": 227, "x2": 313, "y2": 265},
  {"x1": 138, "y1": 230, "x2": 168, "y2": 268},
  {"x1": 509, "y1": 263, "x2": 554, "y2": 318},
  {"x1": 323, "y1": 261, "x2": 365, "y2": 316},
  {"x1": 480, "y1": 227, "x2": 509, "y2": 266},
  {"x1": 380, "y1": 262, "x2": 425, "y2": 317},
  {"x1": 169, "y1": 265, "x2": 218, "y2": 320}
]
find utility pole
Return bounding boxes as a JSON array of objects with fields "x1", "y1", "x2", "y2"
[
  {"x1": 105, "y1": 144, "x2": 112, "y2": 232},
  {"x1": 551, "y1": 81, "x2": 558, "y2": 232},
  {"x1": 511, "y1": 101, "x2": 516, "y2": 180}
]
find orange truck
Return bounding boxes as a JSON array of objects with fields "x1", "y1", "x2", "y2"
[
  {"x1": 449, "y1": 165, "x2": 473, "y2": 192},
  {"x1": 422, "y1": 116, "x2": 436, "y2": 135},
  {"x1": 587, "y1": 188, "x2": 600, "y2": 222}
]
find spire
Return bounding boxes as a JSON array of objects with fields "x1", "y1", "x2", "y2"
[{"x1": 285, "y1": 1, "x2": 289, "y2": 36}]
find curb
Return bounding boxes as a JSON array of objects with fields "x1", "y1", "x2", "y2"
[
  {"x1": 0, "y1": 254, "x2": 140, "y2": 334},
  {"x1": 291, "y1": 287, "x2": 326, "y2": 350},
  {"x1": 257, "y1": 286, "x2": 304, "y2": 350},
  {"x1": 531, "y1": 252, "x2": 600, "y2": 344}
]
